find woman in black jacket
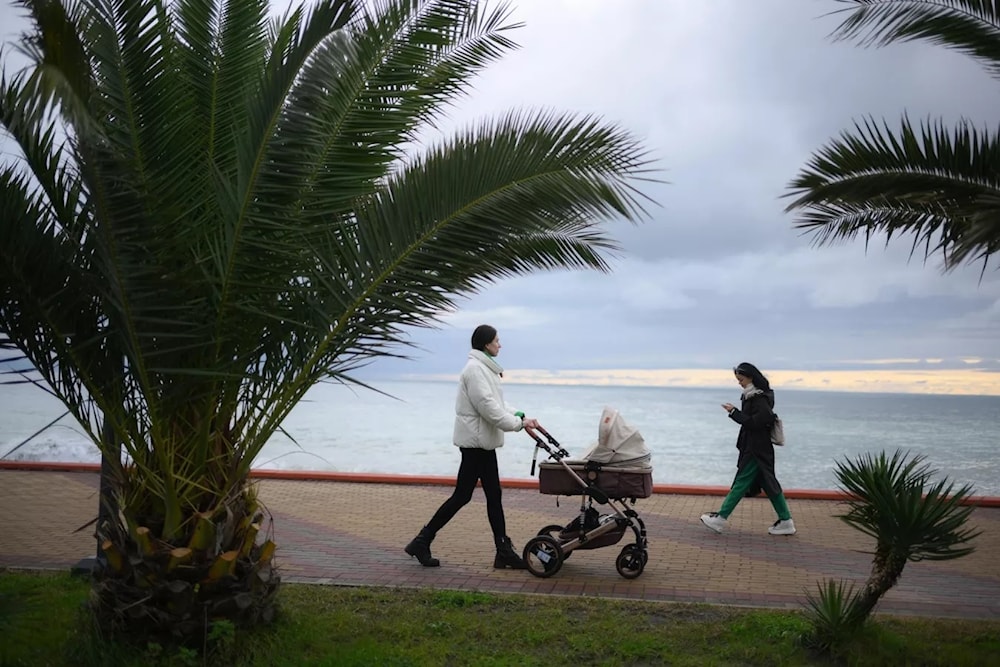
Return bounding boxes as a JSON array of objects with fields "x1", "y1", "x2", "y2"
[{"x1": 700, "y1": 362, "x2": 796, "y2": 535}]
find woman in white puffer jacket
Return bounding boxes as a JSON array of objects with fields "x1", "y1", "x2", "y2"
[{"x1": 405, "y1": 324, "x2": 540, "y2": 569}]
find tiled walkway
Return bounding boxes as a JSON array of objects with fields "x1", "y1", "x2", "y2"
[{"x1": 2, "y1": 469, "x2": 998, "y2": 619}]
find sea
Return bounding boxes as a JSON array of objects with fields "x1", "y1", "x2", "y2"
[{"x1": 2, "y1": 380, "x2": 999, "y2": 495}]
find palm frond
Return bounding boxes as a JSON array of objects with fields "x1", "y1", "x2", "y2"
[
  {"x1": 0, "y1": 165, "x2": 110, "y2": 435},
  {"x1": 785, "y1": 114, "x2": 1000, "y2": 269},
  {"x1": 0, "y1": 67, "x2": 86, "y2": 242},
  {"x1": 297, "y1": 109, "x2": 653, "y2": 373},
  {"x1": 834, "y1": 449, "x2": 981, "y2": 562},
  {"x1": 829, "y1": 0, "x2": 1000, "y2": 80},
  {"x1": 12, "y1": 0, "x2": 95, "y2": 127}
]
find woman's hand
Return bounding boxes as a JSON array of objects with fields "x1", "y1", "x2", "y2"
[
  {"x1": 523, "y1": 417, "x2": 540, "y2": 429},
  {"x1": 721, "y1": 403, "x2": 735, "y2": 413}
]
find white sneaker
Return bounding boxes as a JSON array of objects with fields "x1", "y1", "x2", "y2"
[
  {"x1": 700, "y1": 512, "x2": 727, "y2": 533},
  {"x1": 768, "y1": 519, "x2": 796, "y2": 536}
]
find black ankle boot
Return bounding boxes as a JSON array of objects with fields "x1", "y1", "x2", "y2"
[
  {"x1": 405, "y1": 526, "x2": 440, "y2": 567},
  {"x1": 493, "y1": 536, "x2": 527, "y2": 570}
]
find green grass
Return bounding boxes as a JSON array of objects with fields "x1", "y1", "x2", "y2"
[{"x1": 2, "y1": 570, "x2": 999, "y2": 666}]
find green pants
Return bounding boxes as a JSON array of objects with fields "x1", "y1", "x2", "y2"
[{"x1": 718, "y1": 458, "x2": 791, "y2": 521}]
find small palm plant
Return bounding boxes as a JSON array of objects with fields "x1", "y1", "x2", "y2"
[
  {"x1": 803, "y1": 579, "x2": 867, "y2": 651},
  {"x1": 805, "y1": 449, "x2": 980, "y2": 647}
]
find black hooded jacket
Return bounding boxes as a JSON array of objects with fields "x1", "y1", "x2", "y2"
[{"x1": 728, "y1": 388, "x2": 776, "y2": 470}]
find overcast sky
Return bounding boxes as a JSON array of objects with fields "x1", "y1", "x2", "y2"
[
  {"x1": 2, "y1": 0, "x2": 998, "y2": 393},
  {"x1": 385, "y1": 0, "x2": 1000, "y2": 388}
]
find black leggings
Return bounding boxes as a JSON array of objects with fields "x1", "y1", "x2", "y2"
[{"x1": 425, "y1": 448, "x2": 506, "y2": 540}]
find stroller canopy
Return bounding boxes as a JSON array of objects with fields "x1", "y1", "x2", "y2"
[{"x1": 580, "y1": 407, "x2": 652, "y2": 468}]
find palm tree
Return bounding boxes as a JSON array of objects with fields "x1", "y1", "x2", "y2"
[
  {"x1": 0, "y1": 0, "x2": 654, "y2": 645},
  {"x1": 785, "y1": 0, "x2": 1000, "y2": 270},
  {"x1": 833, "y1": 449, "x2": 980, "y2": 620}
]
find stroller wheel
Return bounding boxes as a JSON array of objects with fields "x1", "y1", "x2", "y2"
[
  {"x1": 523, "y1": 535, "x2": 564, "y2": 578},
  {"x1": 537, "y1": 525, "x2": 571, "y2": 560},
  {"x1": 615, "y1": 544, "x2": 646, "y2": 580},
  {"x1": 538, "y1": 524, "x2": 565, "y2": 537}
]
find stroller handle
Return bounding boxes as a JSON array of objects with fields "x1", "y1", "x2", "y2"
[
  {"x1": 524, "y1": 424, "x2": 558, "y2": 446},
  {"x1": 524, "y1": 424, "x2": 570, "y2": 475}
]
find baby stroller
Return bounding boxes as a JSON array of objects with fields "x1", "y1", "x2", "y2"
[{"x1": 523, "y1": 407, "x2": 651, "y2": 579}]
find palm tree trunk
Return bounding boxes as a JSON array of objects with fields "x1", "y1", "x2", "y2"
[
  {"x1": 856, "y1": 550, "x2": 907, "y2": 620},
  {"x1": 96, "y1": 415, "x2": 119, "y2": 561}
]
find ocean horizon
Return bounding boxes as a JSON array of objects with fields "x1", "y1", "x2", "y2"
[{"x1": 3, "y1": 379, "x2": 998, "y2": 496}]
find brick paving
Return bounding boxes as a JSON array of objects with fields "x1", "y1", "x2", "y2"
[{"x1": 2, "y1": 469, "x2": 999, "y2": 619}]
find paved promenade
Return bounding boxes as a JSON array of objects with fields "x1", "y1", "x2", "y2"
[{"x1": 2, "y1": 467, "x2": 999, "y2": 620}]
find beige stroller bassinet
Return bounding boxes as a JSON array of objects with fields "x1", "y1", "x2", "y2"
[{"x1": 537, "y1": 406, "x2": 653, "y2": 499}]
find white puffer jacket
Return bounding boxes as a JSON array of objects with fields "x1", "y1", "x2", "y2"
[{"x1": 453, "y1": 350, "x2": 523, "y2": 450}]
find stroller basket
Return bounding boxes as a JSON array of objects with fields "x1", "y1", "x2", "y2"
[
  {"x1": 557, "y1": 509, "x2": 628, "y2": 548},
  {"x1": 563, "y1": 522, "x2": 627, "y2": 549},
  {"x1": 538, "y1": 460, "x2": 653, "y2": 499}
]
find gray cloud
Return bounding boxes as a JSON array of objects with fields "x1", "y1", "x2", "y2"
[
  {"x1": 389, "y1": 0, "x2": 1000, "y2": 380},
  {"x1": 2, "y1": 1, "x2": 998, "y2": 385}
]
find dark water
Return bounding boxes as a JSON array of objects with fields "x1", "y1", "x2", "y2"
[{"x1": 3, "y1": 381, "x2": 999, "y2": 494}]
